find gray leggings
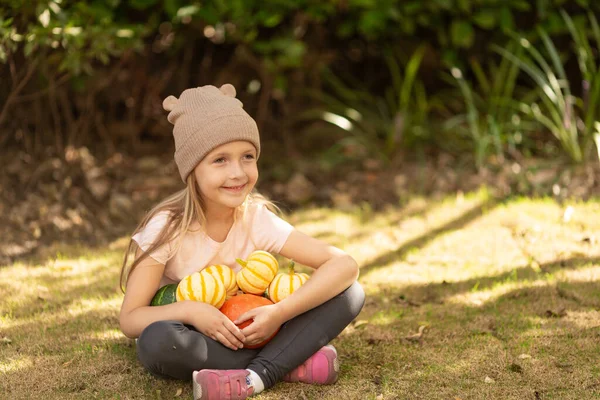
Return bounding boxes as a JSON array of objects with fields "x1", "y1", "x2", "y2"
[{"x1": 136, "y1": 281, "x2": 365, "y2": 388}]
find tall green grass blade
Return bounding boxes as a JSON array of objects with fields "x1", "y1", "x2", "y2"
[
  {"x1": 594, "y1": 122, "x2": 600, "y2": 162},
  {"x1": 584, "y1": 74, "x2": 600, "y2": 135},
  {"x1": 590, "y1": 12, "x2": 600, "y2": 50},
  {"x1": 494, "y1": 46, "x2": 555, "y2": 102},
  {"x1": 470, "y1": 58, "x2": 491, "y2": 95},
  {"x1": 399, "y1": 46, "x2": 426, "y2": 109},
  {"x1": 562, "y1": 10, "x2": 594, "y2": 79}
]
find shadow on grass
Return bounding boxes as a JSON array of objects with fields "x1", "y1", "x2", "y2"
[
  {"x1": 365, "y1": 255, "x2": 600, "y2": 307},
  {"x1": 352, "y1": 280, "x2": 600, "y2": 398}
]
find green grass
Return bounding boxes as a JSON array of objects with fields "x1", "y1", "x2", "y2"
[{"x1": 2, "y1": 190, "x2": 600, "y2": 399}]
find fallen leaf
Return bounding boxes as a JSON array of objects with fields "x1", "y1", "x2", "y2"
[
  {"x1": 518, "y1": 354, "x2": 532, "y2": 360},
  {"x1": 484, "y1": 376, "x2": 495, "y2": 383},
  {"x1": 62, "y1": 358, "x2": 75, "y2": 367},
  {"x1": 405, "y1": 325, "x2": 426, "y2": 342},
  {"x1": 376, "y1": 394, "x2": 384, "y2": 400},
  {"x1": 175, "y1": 388, "x2": 183, "y2": 397},
  {"x1": 353, "y1": 320, "x2": 369, "y2": 329},
  {"x1": 1, "y1": 337, "x2": 12, "y2": 345}
]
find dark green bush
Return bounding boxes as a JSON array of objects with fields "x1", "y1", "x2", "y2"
[{"x1": 1, "y1": 0, "x2": 599, "y2": 164}]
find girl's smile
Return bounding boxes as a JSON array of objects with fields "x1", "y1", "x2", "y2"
[{"x1": 222, "y1": 183, "x2": 247, "y2": 193}]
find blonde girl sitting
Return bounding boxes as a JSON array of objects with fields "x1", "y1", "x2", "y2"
[{"x1": 118, "y1": 84, "x2": 365, "y2": 400}]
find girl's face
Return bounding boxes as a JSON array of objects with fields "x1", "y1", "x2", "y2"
[{"x1": 194, "y1": 140, "x2": 258, "y2": 213}]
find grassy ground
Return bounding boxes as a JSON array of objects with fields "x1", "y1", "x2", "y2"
[{"x1": 1, "y1": 189, "x2": 599, "y2": 399}]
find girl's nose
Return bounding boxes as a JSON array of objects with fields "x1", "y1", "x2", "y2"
[{"x1": 228, "y1": 161, "x2": 245, "y2": 178}]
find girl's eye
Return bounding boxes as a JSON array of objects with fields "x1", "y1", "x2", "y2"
[
  {"x1": 243, "y1": 154, "x2": 255, "y2": 160},
  {"x1": 214, "y1": 157, "x2": 226, "y2": 164}
]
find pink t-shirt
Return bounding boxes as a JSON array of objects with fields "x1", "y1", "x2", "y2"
[{"x1": 132, "y1": 202, "x2": 294, "y2": 288}]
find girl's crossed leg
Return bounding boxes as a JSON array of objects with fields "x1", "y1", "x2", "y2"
[{"x1": 136, "y1": 281, "x2": 365, "y2": 388}]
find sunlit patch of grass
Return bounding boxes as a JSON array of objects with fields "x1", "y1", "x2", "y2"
[
  {"x1": 370, "y1": 309, "x2": 404, "y2": 326},
  {"x1": 0, "y1": 355, "x2": 33, "y2": 374}
]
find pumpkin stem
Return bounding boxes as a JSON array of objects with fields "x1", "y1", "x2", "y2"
[
  {"x1": 235, "y1": 258, "x2": 247, "y2": 268},
  {"x1": 288, "y1": 260, "x2": 295, "y2": 274}
]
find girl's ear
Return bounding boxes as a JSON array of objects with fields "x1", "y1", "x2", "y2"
[{"x1": 219, "y1": 84, "x2": 236, "y2": 98}]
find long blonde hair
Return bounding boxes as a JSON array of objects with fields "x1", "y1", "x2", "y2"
[{"x1": 119, "y1": 172, "x2": 280, "y2": 292}]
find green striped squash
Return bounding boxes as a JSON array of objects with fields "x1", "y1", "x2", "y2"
[
  {"x1": 235, "y1": 251, "x2": 278, "y2": 295},
  {"x1": 150, "y1": 284, "x2": 178, "y2": 306},
  {"x1": 176, "y1": 270, "x2": 226, "y2": 308}
]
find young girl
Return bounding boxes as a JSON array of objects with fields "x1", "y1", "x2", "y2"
[{"x1": 119, "y1": 84, "x2": 365, "y2": 400}]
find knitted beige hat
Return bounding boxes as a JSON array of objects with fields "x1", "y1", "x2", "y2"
[{"x1": 162, "y1": 84, "x2": 260, "y2": 182}]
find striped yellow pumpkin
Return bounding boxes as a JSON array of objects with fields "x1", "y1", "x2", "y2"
[
  {"x1": 235, "y1": 250, "x2": 279, "y2": 295},
  {"x1": 268, "y1": 261, "x2": 310, "y2": 303},
  {"x1": 176, "y1": 270, "x2": 226, "y2": 308},
  {"x1": 203, "y1": 264, "x2": 238, "y2": 298}
]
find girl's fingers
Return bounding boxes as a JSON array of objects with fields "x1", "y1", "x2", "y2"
[
  {"x1": 214, "y1": 331, "x2": 238, "y2": 351},
  {"x1": 240, "y1": 323, "x2": 256, "y2": 337},
  {"x1": 224, "y1": 320, "x2": 246, "y2": 343},
  {"x1": 235, "y1": 309, "x2": 257, "y2": 324},
  {"x1": 220, "y1": 326, "x2": 244, "y2": 349},
  {"x1": 243, "y1": 333, "x2": 262, "y2": 346}
]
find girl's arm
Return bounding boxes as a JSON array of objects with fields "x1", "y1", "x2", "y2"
[
  {"x1": 119, "y1": 248, "x2": 245, "y2": 349},
  {"x1": 274, "y1": 229, "x2": 359, "y2": 322},
  {"x1": 119, "y1": 248, "x2": 182, "y2": 338}
]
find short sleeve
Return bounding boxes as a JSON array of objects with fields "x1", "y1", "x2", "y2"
[
  {"x1": 131, "y1": 211, "x2": 172, "y2": 264},
  {"x1": 250, "y1": 204, "x2": 294, "y2": 253}
]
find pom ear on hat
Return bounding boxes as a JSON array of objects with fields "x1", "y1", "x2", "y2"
[
  {"x1": 163, "y1": 95, "x2": 179, "y2": 112},
  {"x1": 219, "y1": 84, "x2": 236, "y2": 98}
]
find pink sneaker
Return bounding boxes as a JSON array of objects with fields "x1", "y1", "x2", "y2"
[
  {"x1": 192, "y1": 369, "x2": 254, "y2": 400},
  {"x1": 283, "y1": 345, "x2": 339, "y2": 385}
]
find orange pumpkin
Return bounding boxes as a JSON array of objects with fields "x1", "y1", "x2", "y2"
[
  {"x1": 219, "y1": 294, "x2": 280, "y2": 349},
  {"x1": 235, "y1": 251, "x2": 279, "y2": 295},
  {"x1": 268, "y1": 261, "x2": 309, "y2": 303}
]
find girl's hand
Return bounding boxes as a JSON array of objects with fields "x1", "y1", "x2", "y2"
[
  {"x1": 188, "y1": 302, "x2": 246, "y2": 350},
  {"x1": 236, "y1": 304, "x2": 284, "y2": 347}
]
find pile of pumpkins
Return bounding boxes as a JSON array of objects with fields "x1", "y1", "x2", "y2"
[{"x1": 150, "y1": 250, "x2": 309, "y2": 347}]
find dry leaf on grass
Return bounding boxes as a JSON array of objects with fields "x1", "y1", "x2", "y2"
[
  {"x1": 62, "y1": 358, "x2": 75, "y2": 367},
  {"x1": 1, "y1": 337, "x2": 12, "y2": 344},
  {"x1": 174, "y1": 388, "x2": 183, "y2": 397},
  {"x1": 405, "y1": 325, "x2": 427, "y2": 342},
  {"x1": 518, "y1": 354, "x2": 532, "y2": 360},
  {"x1": 353, "y1": 320, "x2": 369, "y2": 329},
  {"x1": 484, "y1": 376, "x2": 495, "y2": 383}
]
